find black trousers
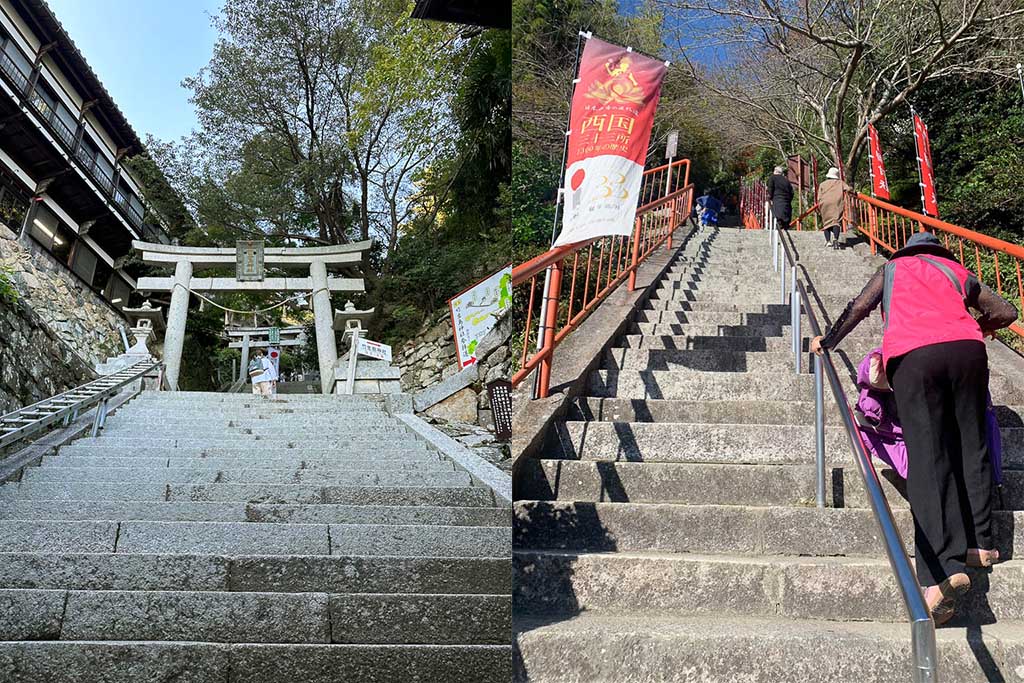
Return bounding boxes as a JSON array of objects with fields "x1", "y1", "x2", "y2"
[
  {"x1": 775, "y1": 213, "x2": 791, "y2": 230},
  {"x1": 824, "y1": 225, "x2": 841, "y2": 243},
  {"x1": 888, "y1": 340, "x2": 994, "y2": 586}
]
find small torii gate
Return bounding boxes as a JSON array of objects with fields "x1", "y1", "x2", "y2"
[
  {"x1": 132, "y1": 240, "x2": 372, "y2": 393},
  {"x1": 227, "y1": 325, "x2": 307, "y2": 384}
]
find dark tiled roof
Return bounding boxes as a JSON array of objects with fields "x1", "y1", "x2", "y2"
[
  {"x1": 14, "y1": 0, "x2": 144, "y2": 153},
  {"x1": 411, "y1": 0, "x2": 511, "y2": 29}
]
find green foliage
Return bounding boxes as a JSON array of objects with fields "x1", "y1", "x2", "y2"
[
  {"x1": 877, "y1": 75, "x2": 1024, "y2": 241},
  {"x1": 0, "y1": 264, "x2": 17, "y2": 304},
  {"x1": 511, "y1": 144, "x2": 558, "y2": 260},
  {"x1": 368, "y1": 28, "x2": 512, "y2": 347}
]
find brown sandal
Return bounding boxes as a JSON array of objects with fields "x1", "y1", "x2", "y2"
[
  {"x1": 924, "y1": 573, "x2": 971, "y2": 626},
  {"x1": 967, "y1": 548, "x2": 1000, "y2": 568}
]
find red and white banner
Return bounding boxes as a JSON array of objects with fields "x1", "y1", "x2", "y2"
[
  {"x1": 867, "y1": 123, "x2": 890, "y2": 200},
  {"x1": 555, "y1": 38, "x2": 667, "y2": 247},
  {"x1": 913, "y1": 112, "x2": 939, "y2": 217}
]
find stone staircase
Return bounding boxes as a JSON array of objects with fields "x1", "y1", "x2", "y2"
[
  {"x1": 0, "y1": 391, "x2": 511, "y2": 681},
  {"x1": 513, "y1": 226, "x2": 1024, "y2": 681}
]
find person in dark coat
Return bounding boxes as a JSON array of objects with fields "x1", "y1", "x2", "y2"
[{"x1": 768, "y1": 165, "x2": 793, "y2": 230}]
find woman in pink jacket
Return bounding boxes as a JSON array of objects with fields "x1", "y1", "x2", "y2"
[{"x1": 810, "y1": 231, "x2": 1017, "y2": 624}]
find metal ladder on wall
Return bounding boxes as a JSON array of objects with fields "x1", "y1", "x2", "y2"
[{"x1": 0, "y1": 359, "x2": 163, "y2": 450}]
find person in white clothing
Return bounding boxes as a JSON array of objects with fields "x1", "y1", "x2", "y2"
[{"x1": 249, "y1": 350, "x2": 273, "y2": 398}]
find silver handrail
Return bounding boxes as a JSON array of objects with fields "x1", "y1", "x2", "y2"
[
  {"x1": 0, "y1": 359, "x2": 162, "y2": 450},
  {"x1": 772, "y1": 226, "x2": 938, "y2": 682}
]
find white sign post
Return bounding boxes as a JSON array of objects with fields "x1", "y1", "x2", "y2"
[
  {"x1": 356, "y1": 338, "x2": 392, "y2": 363},
  {"x1": 448, "y1": 265, "x2": 512, "y2": 368}
]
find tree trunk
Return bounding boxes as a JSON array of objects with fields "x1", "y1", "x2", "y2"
[{"x1": 359, "y1": 175, "x2": 370, "y2": 241}]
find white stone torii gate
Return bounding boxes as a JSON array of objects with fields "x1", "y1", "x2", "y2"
[
  {"x1": 227, "y1": 326, "x2": 307, "y2": 384},
  {"x1": 132, "y1": 240, "x2": 372, "y2": 393}
]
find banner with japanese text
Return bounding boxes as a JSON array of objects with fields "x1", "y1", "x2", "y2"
[
  {"x1": 554, "y1": 38, "x2": 667, "y2": 247},
  {"x1": 867, "y1": 123, "x2": 891, "y2": 200},
  {"x1": 913, "y1": 112, "x2": 939, "y2": 217}
]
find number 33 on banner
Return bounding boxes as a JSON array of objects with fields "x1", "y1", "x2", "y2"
[{"x1": 597, "y1": 174, "x2": 630, "y2": 199}]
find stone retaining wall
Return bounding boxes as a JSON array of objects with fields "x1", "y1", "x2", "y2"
[
  {"x1": 0, "y1": 292, "x2": 96, "y2": 413},
  {"x1": 0, "y1": 224, "x2": 125, "y2": 369},
  {"x1": 394, "y1": 309, "x2": 510, "y2": 431}
]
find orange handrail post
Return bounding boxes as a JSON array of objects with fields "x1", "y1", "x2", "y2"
[
  {"x1": 867, "y1": 203, "x2": 879, "y2": 256},
  {"x1": 628, "y1": 215, "x2": 643, "y2": 291},
  {"x1": 535, "y1": 260, "x2": 563, "y2": 399},
  {"x1": 666, "y1": 197, "x2": 676, "y2": 250}
]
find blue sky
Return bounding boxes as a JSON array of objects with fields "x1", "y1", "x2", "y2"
[{"x1": 45, "y1": 0, "x2": 221, "y2": 142}]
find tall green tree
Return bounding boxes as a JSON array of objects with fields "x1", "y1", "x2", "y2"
[{"x1": 155, "y1": 0, "x2": 461, "y2": 248}]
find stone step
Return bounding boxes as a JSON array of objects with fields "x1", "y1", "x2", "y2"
[
  {"x1": 20, "y1": 466, "x2": 474, "y2": 488},
  {"x1": 604, "y1": 348, "x2": 809, "y2": 373},
  {"x1": 512, "y1": 549, "x2": 1024, "y2": 623},
  {"x1": 631, "y1": 321, "x2": 792, "y2": 337},
  {"x1": 517, "y1": 459, "x2": 1024, "y2": 510},
  {"x1": 132, "y1": 392, "x2": 382, "y2": 404},
  {"x1": 0, "y1": 588, "x2": 509, "y2": 645},
  {"x1": 655, "y1": 280, "x2": 861, "y2": 298},
  {"x1": 642, "y1": 299, "x2": 793, "y2": 314},
  {"x1": 0, "y1": 520, "x2": 508, "y2": 557},
  {"x1": 663, "y1": 264, "x2": 872, "y2": 280},
  {"x1": 569, "y1": 397, "x2": 829, "y2": 425},
  {"x1": 549, "y1": 421, "x2": 849, "y2": 464},
  {"x1": 552, "y1": 420, "x2": 1024, "y2": 468},
  {"x1": 0, "y1": 500, "x2": 509, "y2": 526},
  {"x1": 0, "y1": 482, "x2": 498, "y2": 507},
  {"x1": 56, "y1": 445, "x2": 436, "y2": 458},
  {"x1": 101, "y1": 419, "x2": 409, "y2": 433},
  {"x1": 649, "y1": 289, "x2": 854, "y2": 310},
  {"x1": 102, "y1": 416, "x2": 407, "y2": 429},
  {"x1": 517, "y1": 459, "x2": 819, "y2": 506},
  {"x1": 588, "y1": 369, "x2": 819, "y2": 401},
  {"x1": 72, "y1": 436, "x2": 429, "y2": 450},
  {"x1": 635, "y1": 309, "x2": 798, "y2": 326},
  {"x1": 0, "y1": 641, "x2": 512, "y2": 683},
  {"x1": 514, "y1": 612, "x2": 1019, "y2": 682},
  {"x1": 631, "y1": 320, "x2": 879, "y2": 341},
  {"x1": 512, "y1": 501, "x2": 1024, "y2": 560},
  {"x1": 589, "y1": 368, "x2": 1024, "y2": 404},
  {"x1": 40, "y1": 455, "x2": 451, "y2": 470},
  {"x1": 0, "y1": 551, "x2": 509, "y2": 594}
]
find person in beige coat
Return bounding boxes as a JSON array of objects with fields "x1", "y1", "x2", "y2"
[{"x1": 817, "y1": 166, "x2": 851, "y2": 249}]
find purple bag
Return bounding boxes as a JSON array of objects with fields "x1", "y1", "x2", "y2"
[{"x1": 854, "y1": 347, "x2": 1003, "y2": 484}]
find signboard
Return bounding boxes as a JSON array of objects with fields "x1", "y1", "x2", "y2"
[
  {"x1": 786, "y1": 155, "x2": 811, "y2": 188},
  {"x1": 554, "y1": 38, "x2": 668, "y2": 247},
  {"x1": 487, "y1": 379, "x2": 513, "y2": 441},
  {"x1": 268, "y1": 326, "x2": 280, "y2": 345},
  {"x1": 236, "y1": 240, "x2": 265, "y2": 282},
  {"x1": 448, "y1": 264, "x2": 513, "y2": 369},
  {"x1": 355, "y1": 337, "x2": 392, "y2": 363},
  {"x1": 665, "y1": 130, "x2": 678, "y2": 159}
]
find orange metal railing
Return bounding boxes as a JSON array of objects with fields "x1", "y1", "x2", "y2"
[
  {"x1": 740, "y1": 177, "x2": 768, "y2": 230},
  {"x1": 846, "y1": 191, "x2": 1024, "y2": 338},
  {"x1": 791, "y1": 202, "x2": 821, "y2": 230},
  {"x1": 513, "y1": 158, "x2": 694, "y2": 397}
]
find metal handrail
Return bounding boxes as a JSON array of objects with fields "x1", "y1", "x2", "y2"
[
  {"x1": 773, "y1": 226, "x2": 938, "y2": 682},
  {"x1": 0, "y1": 359, "x2": 162, "y2": 450}
]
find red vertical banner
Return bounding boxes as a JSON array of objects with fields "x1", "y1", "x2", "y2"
[
  {"x1": 867, "y1": 124, "x2": 891, "y2": 200},
  {"x1": 555, "y1": 38, "x2": 668, "y2": 247},
  {"x1": 913, "y1": 111, "x2": 939, "y2": 218}
]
